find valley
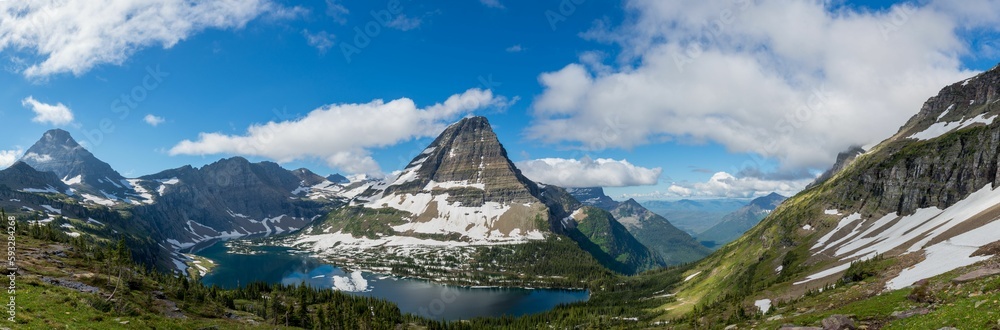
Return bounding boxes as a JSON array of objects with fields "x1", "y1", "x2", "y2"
[{"x1": 3, "y1": 1, "x2": 1000, "y2": 327}]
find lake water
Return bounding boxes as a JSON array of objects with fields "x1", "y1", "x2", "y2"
[{"x1": 196, "y1": 242, "x2": 590, "y2": 320}]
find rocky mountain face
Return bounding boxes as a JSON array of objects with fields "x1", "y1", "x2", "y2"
[
  {"x1": 807, "y1": 146, "x2": 865, "y2": 189},
  {"x1": 294, "y1": 116, "x2": 656, "y2": 276},
  {"x1": 565, "y1": 187, "x2": 620, "y2": 210},
  {"x1": 568, "y1": 188, "x2": 710, "y2": 265},
  {"x1": 0, "y1": 161, "x2": 70, "y2": 194},
  {"x1": 338, "y1": 116, "x2": 558, "y2": 242},
  {"x1": 18, "y1": 129, "x2": 143, "y2": 203},
  {"x1": 664, "y1": 64, "x2": 1000, "y2": 322},
  {"x1": 131, "y1": 157, "x2": 333, "y2": 247},
  {"x1": 697, "y1": 192, "x2": 786, "y2": 248}
]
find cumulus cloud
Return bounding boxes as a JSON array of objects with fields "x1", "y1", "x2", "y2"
[
  {"x1": 22, "y1": 96, "x2": 73, "y2": 125},
  {"x1": 0, "y1": 149, "x2": 24, "y2": 168},
  {"x1": 527, "y1": 0, "x2": 999, "y2": 172},
  {"x1": 506, "y1": 44, "x2": 524, "y2": 53},
  {"x1": 515, "y1": 157, "x2": 662, "y2": 188},
  {"x1": 325, "y1": 0, "x2": 349, "y2": 25},
  {"x1": 144, "y1": 114, "x2": 165, "y2": 126},
  {"x1": 0, "y1": 0, "x2": 284, "y2": 78},
  {"x1": 169, "y1": 88, "x2": 509, "y2": 175},
  {"x1": 480, "y1": 0, "x2": 505, "y2": 9},
  {"x1": 627, "y1": 172, "x2": 815, "y2": 199},
  {"x1": 386, "y1": 14, "x2": 422, "y2": 31},
  {"x1": 303, "y1": 29, "x2": 335, "y2": 53}
]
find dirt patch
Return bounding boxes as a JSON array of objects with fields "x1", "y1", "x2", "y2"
[
  {"x1": 41, "y1": 276, "x2": 100, "y2": 294},
  {"x1": 414, "y1": 201, "x2": 439, "y2": 223},
  {"x1": 493, "y1": 203, "x2": 545, "y2": 236},
  {"x1": 972, "y1": 240, "x2": 1000, "y2": 257},
  {"x1": 925, "y1": 203, "x2": 1000, "y2": 247}
]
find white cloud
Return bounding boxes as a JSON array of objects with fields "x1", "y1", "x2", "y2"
[
  {"x1": 144, "y1": 114, "x2": 165, "y2": 126},
  {"x1": 22, "y1": 96, "x2": 73, "y2": 125},
  {"x1": 627, "y1": 172, "x2": 814, "y2": 199},
  {"x1": 506, "y1": 44, "x2": 524, "y2": 53},
  {"x1": 22, "y1": 152, "x2": 53, "y2": 163},
  {"x1": 386, "y1": 14, "x2": 422, "y2": 31},
  {"x1": 325, "y1": 0, "x2": 349, "y2": 25},
  {"x1": 0, "y1": 149, "x2": 24, "y2": 169},
  {"x1": 527, "y1": 0, "x2": 999, "y2": 172},
  {"x1": 169, "y1": 88, "x2": 509, "y2": 175},
  {"x1": 0, "y1": 0, "x2": 284, "y2": 78},
  {"x1": 303, "y1": 29, "x2": 335, "y2": 53},
  {"x1": 515, "y1": 157, "x2": 662, "y2": 188},
  {"x1": 480, "y1": 0, "x2": 505, "y2": 9}
]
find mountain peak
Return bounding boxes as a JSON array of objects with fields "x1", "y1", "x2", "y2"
[
  {"x1": 892, "y1": 64, "x2": 1000, "y2": 141},
  {"x1": 380, "y1": 116, "x2": 538, "y2": 205},
  {"x1": 18, "y1": 129, "x2": 132, "y2": 201},
  {"x1": 566, "y1": 187, "x2": 621, "y2": 210}
]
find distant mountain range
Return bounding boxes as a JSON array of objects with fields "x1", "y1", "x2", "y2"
[
  {"x1": 568, "y1": 187, "x2": 711, "y2": 265},
  {"x1": 696, "y1": 192, "x2": 786, "y2": 248},
  {"x1": 640, "y1": 198, "x2": 748, "y2": 235},
  {"x1": 0, "y1": 116, "x2": 677, "y2": 280}
]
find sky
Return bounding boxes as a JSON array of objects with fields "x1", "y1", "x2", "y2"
[{"x1": 0, "y1": 0, "x2": 998, "y2": 201}]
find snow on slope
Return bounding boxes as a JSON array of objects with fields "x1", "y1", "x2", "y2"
[
  {"x1": 909, "y1": 113, "x2": 997, "y2": 140},
  {"x1": 802, "y1": 184, "x2": 1000, "y2": 289}
]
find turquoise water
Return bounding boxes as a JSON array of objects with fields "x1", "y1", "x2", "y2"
[{"x1": 196, "y1": 242, "x2": 590, "y2": 320}]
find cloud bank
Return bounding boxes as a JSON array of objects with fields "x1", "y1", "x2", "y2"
[
  {"x1": 170, "y1": 89, "x2": 510, "y2": 175},
  {"x1": 528, "y1": 0, "x2": 999, "y2": 173},
  {"x1": 0, "y1": 0, "x2": 288, "y2": 78},
  {"x1": 516, "y1": 157, "x2": 662, "y2": 188}
]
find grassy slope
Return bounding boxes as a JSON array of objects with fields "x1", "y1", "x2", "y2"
[
  {"x1": 572, "y1": 206, "x2": 665, "y2": 275},
  {"x1": 658, "y1": 123, "x2": 1000, "y2": 326},
  {"x1": 612, "y1": 202, "x2": 711, "y2": 266}
]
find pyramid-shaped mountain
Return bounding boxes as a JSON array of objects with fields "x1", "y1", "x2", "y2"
[
  {"x1": 356, "y1": 116, "x2": 555, "y2": 242},
  {"x1": 296, "y1": 116, "x2": 663, "y2": 277},
  {"x1": 18, "y1": 129, "x2": 141, "y2": 203}
]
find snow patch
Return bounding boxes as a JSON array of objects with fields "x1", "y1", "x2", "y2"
[
  {"x1": 824, "y1": 209, "x2": 839, "y2": 215},
  {"x1": 910, "y1": 113, "x2": 997, "y2": 140},
  {"x1": 62, "y1": 175, "x2": 82, "y2": 185},
  {"x1": 684, "y1": 271, "x2": 702, "y2": 282},
  {"x1": 40, "y1": 205, "x2": 61, "y2": 214},
  {"x1": 754, "y1": 299, "x2": 771, "y2": 314},
  {"x1": 20, "y1": 186, "x2": 60, "y2": 194},
  {"x1": 807, "y1": 184, "x2": 1000, "y2": 290},
  {"x1": 332, "y1": 271, "x2": 369, "y2": 292}
]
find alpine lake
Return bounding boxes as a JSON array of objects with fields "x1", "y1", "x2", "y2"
[{"x1": 193, "y1": 241, "x2": 590, "y2": 321}]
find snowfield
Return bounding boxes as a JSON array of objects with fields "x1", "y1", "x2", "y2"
[{"x1": 803, "y1": 184, "x2": 1000, "y2": 289}]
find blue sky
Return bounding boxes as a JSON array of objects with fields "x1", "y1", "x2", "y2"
[{"x1": 1, "y1": 0, "x2": 998, "y2": 200}]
